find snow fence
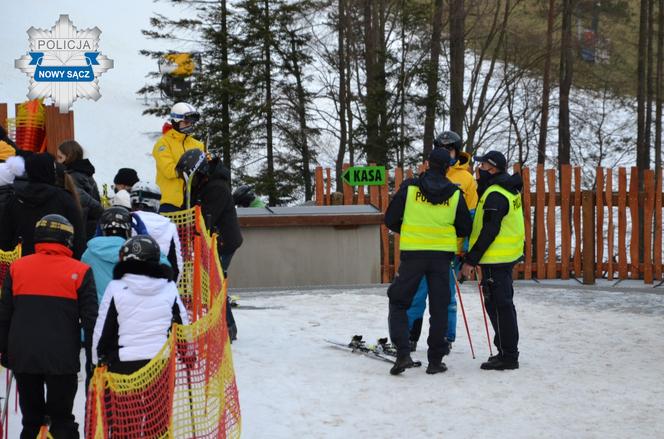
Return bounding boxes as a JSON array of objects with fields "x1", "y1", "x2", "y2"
[{"x1": 85, "y1": 206, "x2": 241, "y2": 438}]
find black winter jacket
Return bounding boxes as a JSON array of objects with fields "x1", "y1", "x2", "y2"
[
  {"x1": 465, "y1": 172, "x2": 524, "y2": 266},
  {"x1": 385, "y1": 169, "x2": 472, "y2": 260},
  {"x1": 66, "y1": 159, "x2": 103, "y2": 240},
  {"x1": 192, "y1": 171, "x2": 243, "y2": 256},
  {"x1": 0, "y1": 243, "x2": 98, "y2": 374},
  {"x1": 0, "y1": 181, "x2": 86, "y2": 258}
]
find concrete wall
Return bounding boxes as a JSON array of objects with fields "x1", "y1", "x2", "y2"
[{"x1": 227, "y1": 225, "x2": 381, "y2": 288}]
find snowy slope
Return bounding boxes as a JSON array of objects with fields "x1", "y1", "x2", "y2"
[{"x1": 0, "y1": 1, "x2": 187, "y2": 186}]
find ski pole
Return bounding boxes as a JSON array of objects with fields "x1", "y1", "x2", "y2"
[
  {"x1": 451, "y1": 268, "x2": 475, "y2": 359},
  {"x1": 475, "y1": 268, "x2": 493, "y2": 356}
]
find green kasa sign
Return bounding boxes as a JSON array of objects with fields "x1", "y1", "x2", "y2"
[{"x1": 342, "y1": 166, "x2": 386, "y2": 186}]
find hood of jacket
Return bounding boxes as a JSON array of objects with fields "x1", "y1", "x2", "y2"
[
  {"x1": 67, "y1": 158, "x2": 95, "y2": 176},
  {"x1": 86, "y1": 236, "x2": 125, "y2": 264},
  {"x1": 113, "y1": 260, "x2": 173, "y2": 290},
  {"x1": 14, "y1": 181, "x2": 60, "y2": 207},
  {"x1": 115, "y1": 272, "x2": 171, "y2": 297},
  {"x1": 451, "y1": 151, "x2": 472, "y2": 172},
  {"x1": 485, "y1": 172, "x2": 523, "y2": 195},
  {"x1": 417, "y1": 169, "x2": 460, "y2": 205},
  {"x1": 134, "y1": 210, "x2": 173, "y2": 239}
]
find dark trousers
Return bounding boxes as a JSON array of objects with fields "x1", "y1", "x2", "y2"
[
  {"x1": 221, "y1": 251, "x2": 237, "y2": 328},
  {"x1": 481, "y1": 264, "x2": 519, "y2": 361},
  {"x1": 15, "y1": 373, "x2": 79, "y2": 439},
  {"x1": 158, "y1": 203, "x2": 181, "y2": 213},
  {"x1": 388, "y1": 257, "x2": 451, "y2": 363}
]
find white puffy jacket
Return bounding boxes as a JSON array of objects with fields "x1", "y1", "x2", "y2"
[
  {"x1": 92, "y1": 273, "x2": 189, "y2": 364},
  {"x1": 134, "y1": 210, "x2": 184, "y2": 279}
]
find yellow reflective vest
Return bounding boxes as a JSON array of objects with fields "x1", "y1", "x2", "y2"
[
  {"x1": 400, "y1": 186, "x2": 460, "y2": 252},
  {"x1": 152, "y1": 128, "x2": 205, "y2": 208},
  {"x1": 469, "y1": 184, "x2": 525, "y2": 264}
]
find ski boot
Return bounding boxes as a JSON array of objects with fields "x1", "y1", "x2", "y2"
[{"x1": 390, "y1": 354, "x2": 415, "y2": 375}]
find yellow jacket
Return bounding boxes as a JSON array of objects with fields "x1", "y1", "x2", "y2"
[
  {"x1": 152, "y1": 128, "x2": 205, "y2": 208},
  {"x1": 0, "y1": 141, "x2": 16, "y2": 162},
  {"x1": 446, "y1": 152, "x2": 478, "y2": 211}
]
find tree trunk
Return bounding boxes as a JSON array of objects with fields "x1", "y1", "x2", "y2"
[
  {"x1": 336, "y1": 0, "x2": 348, "y2": 191},
  {"x1": 538, "y1": 0, "x2": 555, "y2": 165},
  {"x1": 346, "y1": 1, "x2": 355, "y2": 166},
  {"x1": 263, "y1": 0, "x2": 276, "y2": 205},
  {"x1": 398, "y1": 0, "x2": 407, "y2": 167},
  {"x1": 656, "y1": 0, "x2": 663, "y2": 170},
  {"x1": 450, "y1": 0, "x2": 465, "y2": 140},
  {"x1": 376, "y1": 0, "x2": 389, "y2": 164},
  {"x1": 363, "y1": 0, "x2": 379, "y2": 163},
  {"x1": 558, "y1": 0, "x2": 574, "y2": 168},
  {"x1": 423, "y1": 0, "x2": 444, "y2": 160},
  {"x1": 637, "y1": 0, "x2": 651, "y2": 179},
  {"x1": 646, "y1": 0, "x2": 655, "y2": 176}
]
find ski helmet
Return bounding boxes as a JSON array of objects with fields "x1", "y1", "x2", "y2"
[
  {"x1": 130, "y1": 181, "x2": 161, "y2": 213},
  {"x1": 34, "y1": 214, "x2": 74, "y2": 248},
  {"x1": 232, "y1": 185, "x2": 256, "y2": 207},
  {"x1": 433, "y1": 131, "x2": 463, "y2": 152},
  {"x1": 119, "y1": 235, "x2": 161, "y2": 263},
  {"x1": 170, "y1": 102, "x2": 200, "y2": 134},
  {"x1": 176, "y1": 149, "x2": 209, "y2": 180},
  {"x1": 99, "y1": 207, "x2": 132, "y2": 238}
]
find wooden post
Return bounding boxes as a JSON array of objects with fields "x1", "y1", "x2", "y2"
[
  {"x1": 629, "y1": 167, "x2": 640, "y2": 280},
  {"x1": 643, "y1": 170, "x2": 655, "y2": 283},
  {"x1": 655, "y1": 168, "x2": 663, "y2": 281},
  {"x1": 606, "y1": 168, "x2": 614, "y2": 280},
  {"x1": 44, "y1": 105, "x2": 74, "y2": 155},
  {"x1": 342, "y1": 163, "x2": 353, "y2": 205},
  {"x1": 582, "y1": 191, "x2": 595, "y2": 285},
  {"x1": 536, "y1": 165, "x2": 546, "y2": 279},
  {"x1": 0, "y1": 103, "x2": 7, "y2": 131},
  {"x1": 368, "y1": 163, "x2": 379, "y2": 208},
  {"x1": 596, "y1": 167, "x2": 604, "y2": 277},
  {"x1": 357, "y1": 185, "x2": 365, "y2": 204},
  {"x1": 314, "y1": 167, "x2": 324, "y2": 206},
  {"x1": 325, "y1": 168, "x2": 332, "y2": 205},
  {"x1": 618, "y1": 168, "x2": 628, "y2": 279},
  {"x1": 522, "y1": 167, "x2": 532, "y2": 280},
  {"x1": 573, "y1": 167, "x2": 582, "y2": 276},
  {"x1": 560, "y1": 165, "x2": 572, "y2": 279},
  {"x1": 546, "y1": 169, "x2": 556, "y2": 279},
  {"x1": 380, "y1": 171, "x2": 390, "y2": 283}
]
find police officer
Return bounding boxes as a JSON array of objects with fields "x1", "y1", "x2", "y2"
[
  {"x1": 385, "y1": 148, "x2": 471, "y2": 375},
  {"x1": 461, "y1": 151, "x2": 524, "y2": 370}
]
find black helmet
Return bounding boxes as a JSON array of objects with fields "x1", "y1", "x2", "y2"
[
  {"x1": 232, "y1": 185, "x2": 256, "y2": 207},
  {"x1": 433, "y1": 131, "x2": 462, "y2": 152},
  {"x1": 99, "y1": 207, "x2": 132, "y2": 238},
  {"x1": 176, "y1": 149, "x2": 209, "y2": 179},
  {"x1": 34, "y1": 214, "x2": 74, "y2": 248},
  {"x1": 119, "y1": 235, "x2": 161, "y2": 263}
]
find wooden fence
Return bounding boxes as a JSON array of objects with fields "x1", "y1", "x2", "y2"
[{"x1": 315, "y1": 164, "x2": 664, "y2": 285}]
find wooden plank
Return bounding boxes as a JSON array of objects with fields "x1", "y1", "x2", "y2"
[
  {"x1": 0, "y1": 103, "x2": 7, "y2": 131},
  {"x1": 560, "y1": 165, "x2": 572, "y2": 279},
  {"x1": 573, "y1": 167, "x2": 582, "y2": 276},
  {"x1": 606, "y1": 168, "x2": 614, "y2": 280},
  {"x1": 357, "y1": 185, "x2": 365, "y2": 205},
  {"x1": 655, "y1": 169, "x2": 663, "y2": 280},
  {"x1": 618, "y1": 168, "x2": 628, "y2": 279},
  {"x1": 393, "y1": 167, "x2": 403, "y2": 275},
  {"x1": 314, "y1": 167, "x2": 324, "y2": 206},
  {"x1": 582, "y1": 191, "x2": 595, "y2": 284},
  {"x1": 546, "y1": 169, "x2": 556, "y2": 279},
  {"x1": 342, "y1": 163, "x2": 353, "y2": 205},
  {"x1": 522, "y1": 167, "x2": 532, "y2": 280},
  {"x1": 369, "y1": 163, "x2": 379, "y2": 209},
  {"x1": 629, "y1": 167, "x2": 640, "y2": 280},
  {"x1": 643, "y1": 170, "x2": 655, "y2": 283},
  {"x1": 536, "y1": 165, "x2": 546, "y2": 279},
  {"x1": 380, "y1": 171, "x2": 390, "y2": 283},
  {"x1": 596, "y1": 167, "x2": 604, "y2": 277},
  {"x1": 325, "y1": 168, "x2": 332, "y2": 205},
  {"x1": 513, "y1": 164, "x2": 522, "y2": 279},
  {"x1": 44, "y1": 105, "x2": 74, "y2": 155}
]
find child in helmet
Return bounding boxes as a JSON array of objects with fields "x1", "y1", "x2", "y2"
[
  {"x1": 0, "y1": 214, "x2": 98, "y2": 439},
  {"x1": 152, "y1": 102, "x2": 205, "y2": 212},
  {"x1": 130, "y1": 181, "x2": 183, "y2": 281},
  {"x1": 93, "y1": 235, "x2": 188, "y2": 374},
  {"x1": 232, "y1": 184, "x2": 266, "y2": 208}
]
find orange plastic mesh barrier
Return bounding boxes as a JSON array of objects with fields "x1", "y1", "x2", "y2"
[
  {"x1": 14, "y1": 99, "x2": 46, "y2": 153},
  {"x1": 85, "y1": 207, "x2": 240, "y2": 438},
  {"x1": 0, "y1": 245, "x2": 21, "y2": 291}
]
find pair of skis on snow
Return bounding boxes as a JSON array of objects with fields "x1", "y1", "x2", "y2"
[{"x1": 325, "y1": 335, "x2": 422, "y2": 367}]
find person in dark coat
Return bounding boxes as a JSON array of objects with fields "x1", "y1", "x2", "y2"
[
  {"x1": 0, "y1": 214, "x2": 98, "y2": 439},
  {"x1": 176, "y1": 149, "x2": 242, "y2": 340},
  {"x1": 0, "y1": 153, "x2": 86, "y2": 259},
  {"x1": 56, "y1": 140, "x2": 103, "y2": 240}
]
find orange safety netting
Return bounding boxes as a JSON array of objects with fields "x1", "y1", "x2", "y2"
[
  {"x1": 85, "y1": 207, "x2": 240, "y2": 438},
  {"x1": 14, "y1": 99, "x2": 46, "y2": 153}
]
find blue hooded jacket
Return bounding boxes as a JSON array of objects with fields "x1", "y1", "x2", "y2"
[{"x1": 82, "y1": 236, "x2": 171, "y2": 303}]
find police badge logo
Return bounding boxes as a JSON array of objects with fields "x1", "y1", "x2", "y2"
[{"x1": 14, "y1": 15, "x2": 114, "y2": 113}]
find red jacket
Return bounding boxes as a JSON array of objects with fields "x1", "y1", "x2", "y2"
[{"x1": 0, "y1": 243, "x2": 98, "y2": 374}]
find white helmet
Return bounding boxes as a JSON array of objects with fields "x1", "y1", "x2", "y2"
[
  {"x1": 170, "y1": 102, "x2": 200, "y2": 123},
  {"x1": 130, "y1": 181, "x2": 161, "y2": 212}
]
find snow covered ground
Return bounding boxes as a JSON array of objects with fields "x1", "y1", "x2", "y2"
[
  {"x1": 231, "y1": 283, "x2": 664, "y2": 439},
  {"x1": 1, "y1": 282, "x2": 663, "y2": 437}
]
